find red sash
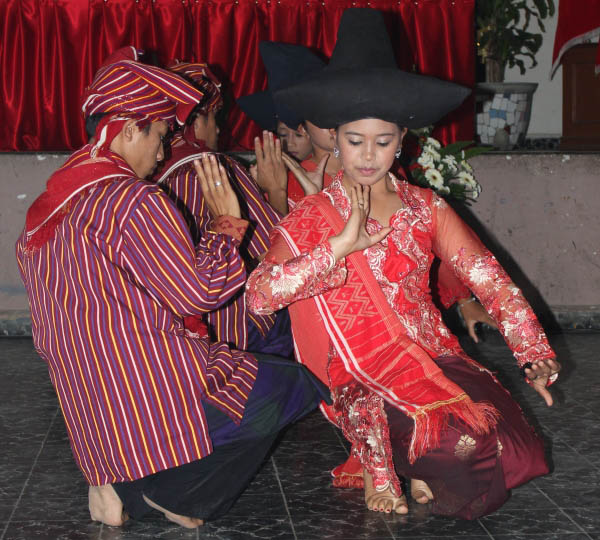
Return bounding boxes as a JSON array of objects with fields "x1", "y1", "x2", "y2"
[
  {"x1": 25, "y1": 149, "x2": 135, "y2": 251},
  {"x1": 272, "y1": 193, "x2": 498, "y2": 461}
]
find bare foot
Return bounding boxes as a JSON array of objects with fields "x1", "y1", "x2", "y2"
[
  {"x1": 142, "y1": 495, "x2": 204, "y2": 529},
  {"x1": 410, "y1": 478, "x2": 434, "y2": 504},
  {"x1": 363, "y1": 470, "x2": 408, "y2": 514},
  {"x1": 89, "y1": 485, "x2": 129, "y2": 526}
]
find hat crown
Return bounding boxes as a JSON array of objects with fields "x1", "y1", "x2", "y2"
[
  {"x1": 328, "y1": 8, "x2": 396, "y2": 70},
  {"x1": 259, "y1": 41, "x2": 325, "y2": 91}
]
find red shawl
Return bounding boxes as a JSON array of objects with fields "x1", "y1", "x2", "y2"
[
  {"x1": 25, "y1": 147, "x2": 135, "y2": 252},
  {"x1": 271, "y1": 193, "x2": 498, "y2": 462}
]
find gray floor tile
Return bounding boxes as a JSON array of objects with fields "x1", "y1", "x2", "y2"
[
  {"x1": 2, "y1": 519, "x2": 102, "y2": 540},
  {"x1": 1, "y1": 333, "x2": 599, "y2": 539},
  {"x1": 479, "y1": 506, "x2": 586, "y2": 536}
]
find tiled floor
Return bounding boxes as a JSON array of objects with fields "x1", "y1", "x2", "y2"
[{"x1": 1, "y1": 332, "x2": 599, "y2": 539}]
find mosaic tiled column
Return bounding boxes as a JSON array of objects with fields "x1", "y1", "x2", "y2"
[{"x1": 475, "y1": 83, "x2": 538, "y2": 149}]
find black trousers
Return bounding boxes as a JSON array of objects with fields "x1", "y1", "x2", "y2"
[{"x1": 112, "y1": 353, "x2": 328, "y2": 521}]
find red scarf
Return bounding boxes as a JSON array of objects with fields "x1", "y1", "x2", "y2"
[
  {"x1": 24, "y1": 147, "x2": 135, "y2": 251},
  {"x1": 271, "y1": 193, "x2": 498, "y2": 462}
]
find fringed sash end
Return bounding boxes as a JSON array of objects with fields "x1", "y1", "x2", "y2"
[{"x1": 407, "y1": 395, "x2": 499, "y2": 464}]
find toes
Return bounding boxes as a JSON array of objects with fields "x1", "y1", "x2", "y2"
[{"x1": 393, "y1": 496, "x2": 409, "y2": 514}]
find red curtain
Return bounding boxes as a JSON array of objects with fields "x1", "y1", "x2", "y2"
[{"x1": 0, "y1": 0, "x2": 474, "y2": 151}]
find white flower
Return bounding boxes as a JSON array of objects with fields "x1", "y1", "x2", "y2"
[
  {"x1": 456, "y1": 170, "x2": 475, "y2": 185},
  {"x1": 426, "y1": 137, "x2": 442, "y2": 149},
  {"x1": 425, "y1": 168, "x2": 444, "y2": 190},
  {"x1": 417, "y1": 151, "x2": 434, "y2": 168},
  {"x1": 442, "y1": 155, "x2": 458, "y2": 173},
  {"x1": 423, "y1": 146, "x2": 441, "y2": 161},
  {"x1": 460, "y1": 160, "x2": 473, "y2": 172},
  {"x1": 439, "y1": 186, "x2": 450, "y2": 195}
]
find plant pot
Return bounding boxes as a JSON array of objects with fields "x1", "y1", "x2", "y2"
[{"x1": 475, "y1": 82, "x2": 538, "y2": 150}]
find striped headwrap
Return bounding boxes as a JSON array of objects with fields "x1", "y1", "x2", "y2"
[
  {"x1": 81, "y1": 51, "x2": 205, "y2": 156},
  {"x1": 167, "y1": 61, "x2": 223, "y2": 123}
]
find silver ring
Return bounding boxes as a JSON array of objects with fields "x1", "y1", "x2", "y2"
[{"x1": 214, "y1": 181, "x2": 222, "y2": 187}]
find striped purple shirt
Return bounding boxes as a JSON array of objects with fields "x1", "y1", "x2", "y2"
[
  {"x1": 16, "y1": 156, "x2": 257, "y2": 486},
  {"x1": 157, "y1": 141, "x2": 280, "y2": 349}
]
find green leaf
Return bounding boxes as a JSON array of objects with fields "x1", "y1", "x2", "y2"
[
  {"x1": 462, "y1": 147, "x2": 489, "y2": 160},
  {"x1": 438, "y1": 141, "x2": 473, "y2": 157}
]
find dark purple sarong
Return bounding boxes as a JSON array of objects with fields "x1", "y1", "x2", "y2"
[{"x1": 386, "y1": 356, "x2": 549, "y2": 519}]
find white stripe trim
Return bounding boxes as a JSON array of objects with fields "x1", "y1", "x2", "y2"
[
  {"x1": 155, "y1": 152, "x2": 213, "y2": 184},
  {"x1": 275, "y1": 223, "x2": 415, "y2": 413}
]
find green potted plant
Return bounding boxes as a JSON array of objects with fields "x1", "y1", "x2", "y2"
[{"x1": 475, "y1": 0, "x2": 555, "y2": 149}]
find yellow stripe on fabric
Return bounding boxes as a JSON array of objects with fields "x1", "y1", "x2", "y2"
[
  {"x1": 94, "y1": 253, "x2": 154, "y2": 475},
  {"x1": 57, "y1": 237, "x2": 98, "y2": 482},
  {"x1": 59, "y1": 234, "x2": 116, "y2": 484},
  {"x1": 135, "y1": 196, "x2": 217, "y2": 292},
  {"x1": 208, "y1": 363, "x2": 249, "y2": 400},
  {"x1": 78, "y1": 198, "x2": 133, "y2": 479},
  {"x1": 129, "y1": 217, "x2": 212, "y2": 309},
  {"x1": 115, "y1": 270, "x2": 180, "y2": 467},
  {"x1": 103, "y1": 183, "x2": 127, "y2": 245},
  {"x1": 102, "y1": 88, "x2": 161, "y2": 114},
  {"x1": 99, "y1": 74, "x2": 143, "y2": 98},
  {"x1": 94, "y1": 64, "x2": 125, "y2": 87},
  {"x1": 156, "y1": 332, "x2": 204, "y2": 457}
]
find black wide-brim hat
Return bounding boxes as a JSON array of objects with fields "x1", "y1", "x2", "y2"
[
  {"x1": 237, "y1": 41, "x2": 325, "y2": 131},
  {"x1": 274, "y1": 8, "x2": 471, "y2": 129}
]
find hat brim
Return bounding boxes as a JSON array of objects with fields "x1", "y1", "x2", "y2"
[
  {"x1": 274, "y1": 68, "x2": 471, "y2": 129},
  {"x1": 237, "y1": 91, "x2": 278, "y2": 132},
  {"x1": 237, "y1": 91, "x2": 304, "y2": 131}
]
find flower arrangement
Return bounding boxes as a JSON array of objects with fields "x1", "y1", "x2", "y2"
[{"x1": 409, "y1": 130, "x2": 488, "y2": 203}]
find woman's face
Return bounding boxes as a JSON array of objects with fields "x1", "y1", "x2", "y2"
[
  {"x1": 334, "y1": 118, "x2": 404, "y2": 186},
  {"x1": 276, "y1": 121, "x2": 313, "y2": 160},
  {"x1": 302, "y1": 121, "x2": 335, "y2": 153}
]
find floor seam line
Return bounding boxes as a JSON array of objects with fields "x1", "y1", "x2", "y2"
[
  {"x1": 0, "y1": 406, "x2": 60, "y2": 540},
  {"x1": 271, "y1": 456, "x2": 297, "y2": 540},
  {"x1": 333, "y1": 424, "x2": 350, "y2": 456},
  {"x1": 556, "y1": 506, "x2": 594, "y2": 539},
  {"x1": 477, "y1": 517, "x2": 496, "y2": 539},
  {"x1": 553, "y1": 434, "x2": 600, "y2": 471}
]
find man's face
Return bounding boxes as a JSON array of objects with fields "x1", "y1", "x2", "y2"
[
  {"x1": 127, "y1": 121, "x2": 168, "y2": 179},
  {"x1": 193, "y1": 109, "x2": 220, "y2": 150}
]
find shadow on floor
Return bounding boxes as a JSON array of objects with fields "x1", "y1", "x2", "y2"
[{"x1": 1, "y1": 333, "x2": 599, "y2": 539}]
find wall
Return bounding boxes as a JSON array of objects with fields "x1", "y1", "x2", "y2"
[
  {"x1": 503, "y1": 4, "x2": 599, "y2": 138},
  {"x1": 458, "y1": 153, "x2": 600, "y2": 325},
  {"x1": 504, "y1": 8, "x2": 562, "y2": 137},
  {"x1": 1, "y1": 152, "x2": 599, "y2": 332}
]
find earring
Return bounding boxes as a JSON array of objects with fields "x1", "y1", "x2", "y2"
[
  {"x1": 333, "y1": 146, "x2": 340, "y2": 158},
  {"x1": 395, "y1": 148, "x2": 402, "y2": 159}
]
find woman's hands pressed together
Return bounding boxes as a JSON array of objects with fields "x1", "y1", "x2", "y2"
[
  {"x1": 193, "y1": 154, "x2": 241, "y2": 219},
  {"x1": 328, "y1": 185, "x2": 392, "y2": 261}
]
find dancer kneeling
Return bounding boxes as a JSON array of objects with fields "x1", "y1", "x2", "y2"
[
  {"x1": 246, "y1": 8, "x2": 560, "y2": 519},
  {"x1": 17, "y1": 54, "x2": 325, "y2": 529}
]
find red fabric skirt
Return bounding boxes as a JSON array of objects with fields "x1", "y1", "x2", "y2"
[{"x1": 386, "y1": 355, "x2": 548, "y2": 519}]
